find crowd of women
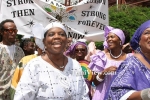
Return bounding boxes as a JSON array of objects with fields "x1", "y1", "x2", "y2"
[{"x1": 0, "y1": 19, "x2": 150, "y2": 100}]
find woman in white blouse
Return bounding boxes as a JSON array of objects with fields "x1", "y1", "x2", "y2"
[{"x1": 14, "y1": 22, "x2": 90, "y2": 100}]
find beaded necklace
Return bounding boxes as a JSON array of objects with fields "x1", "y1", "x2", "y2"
[{"x1": 110, "y1": 50, "x2": 122, "y2": 59}]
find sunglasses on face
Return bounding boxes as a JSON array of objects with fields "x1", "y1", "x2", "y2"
[
  {"x1": 75, "y1": 48, "x2": 86, "y2": 52},
  {"x1": 3, "y1": 28, "x2": 18, "y2": 33}
]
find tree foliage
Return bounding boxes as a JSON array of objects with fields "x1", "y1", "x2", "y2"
[
  {"x1": 95, "y1": 5, "x2": 150, "y2": 49},
  {"x1": 109, "y1": 5, "x2": 150, "y2": 37}
]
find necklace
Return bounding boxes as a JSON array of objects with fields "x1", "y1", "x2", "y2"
[
  {"x1": 110, "y1": 50, "x2": 122, "y2": 59},
  {"x1": 48, "y1": 55, "x2": 65, "y2": 69},
  {"x1": 139, "y1": 48, "x2": 150, "y2": 64}
]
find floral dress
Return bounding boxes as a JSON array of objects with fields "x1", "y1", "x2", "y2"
[{"x1": 0, "y1": 44, "x2": 24, "y2": 100}]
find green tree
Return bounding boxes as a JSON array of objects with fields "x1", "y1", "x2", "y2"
[
  {"x1": 95, "y1": 5, "x2": 150, "y2": 48},
  {"x1": 16, "y1": 34, "x2": 23, "y2": 43},
  {"x1": 109, "y1": 5, "x2": 150, "y2": 37}
]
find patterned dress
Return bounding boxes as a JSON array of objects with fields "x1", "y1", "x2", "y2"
[
  {"x1": 0, "y1": 44, "x2": 24, "y2": 100},
  {"x1": 105, "y1": 56, "x2": 150, "y2": 100},
  {"x1": 14, "y1": 56, "x2": 90, "y2": 100}
]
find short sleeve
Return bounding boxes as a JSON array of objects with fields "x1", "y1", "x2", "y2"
[
  {"x1": 14, "y1": 61, "x2": 39, "y2": 100},
  {"x1": 89, "y1": 51, "x2": 107, "y2": 72}
]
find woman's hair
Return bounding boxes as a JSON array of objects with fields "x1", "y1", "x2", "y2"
[{"x1": 123, "y1": 30, "x2": 130, "y2": 44}]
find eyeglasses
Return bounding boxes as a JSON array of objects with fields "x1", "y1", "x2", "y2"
[
  {"x1": 3, "y1": 28, "x2": 18, "y2": 33},
  {"x1": 75, "y1": 48, "x2": 86, "y2": 52}
]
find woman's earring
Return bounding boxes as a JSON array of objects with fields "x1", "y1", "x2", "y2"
[{"x1": 120, "y1": 42, "x2": 122, "y2": 45}]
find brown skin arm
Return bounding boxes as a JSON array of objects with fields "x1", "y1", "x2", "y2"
[
  {"x1": 127, "y1": 91, "x2": 142, "y2": 100},
  {"x1": 92, "y1": 71, "x2": 105, "y2": 86},
  {"x1": 92, "y1": 66, "x2": 117, "y2": 86}
]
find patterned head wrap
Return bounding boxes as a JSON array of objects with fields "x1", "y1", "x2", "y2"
[{"x1": 130, "y1": 20, "x2": 150, "y2": 50}]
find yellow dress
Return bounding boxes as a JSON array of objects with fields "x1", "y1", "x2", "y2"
[{"x1": 10, "y1": 54, "x2": 38, "y2": 100}]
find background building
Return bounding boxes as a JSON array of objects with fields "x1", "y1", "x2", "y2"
[
  {"x1": 61, "y1": 0, "x2": 150, "y2": 6},
  {"x1": 109, "y1": 0, "x2": 150, "y2": 7}
]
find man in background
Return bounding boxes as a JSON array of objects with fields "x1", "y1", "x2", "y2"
[{"x1": 0, "y1": 19, "x2": 24, "y2": 100}]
